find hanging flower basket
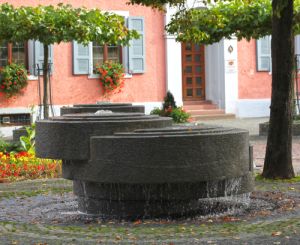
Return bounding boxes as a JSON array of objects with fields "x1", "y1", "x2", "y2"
[
  {"x1": 0, "y1": 63, "x2": 28, "y2": 98},
  {"x1": 95, "y1": 61, "x2": 125, "y2": 96}
]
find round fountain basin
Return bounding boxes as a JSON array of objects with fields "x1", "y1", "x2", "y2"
[
  {"x1": 36, "y1": 112, "x2": 172, "y2": 160},
  {"x1": 60, "y1": 102, "x2": 144, "y2": 115},
  {"x1": 67, "y1": 126, "x2": 251, "y2": 183},
  {"x1": 63, "y1": 125, "x2": 253, "y2": 218}
]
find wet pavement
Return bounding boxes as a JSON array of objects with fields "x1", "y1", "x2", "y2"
[{"x1": 0, "y1": 179, "x2": 300, "y2": 244}]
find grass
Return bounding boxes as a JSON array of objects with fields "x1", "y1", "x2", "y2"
[
  {"x1": 0, "y1": 178, "x2": 72, "y2": 199},
  {"x1": 0, "y1": 217, "x2": 299, "y2": 243},
  {"x1": 255, "y1": 174, "x2": 300, "y2": 183},
  {"x1": 0, "y1": 187, "x2": 73, "y2": 200}
]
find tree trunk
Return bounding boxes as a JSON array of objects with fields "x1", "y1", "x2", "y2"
[
  {"x1": 43, "y1": 44, "x2": 49, "y2": 119},
  {"x1": 262, "y1": 0, "x2": 295, "y2": 179}
]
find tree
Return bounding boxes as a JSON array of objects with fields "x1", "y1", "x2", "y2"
[
  {"x1": 130, "y1": 0, "x2": 299, "y2": 179},
  {"x1": 264, "y1": 0, "x2": 295, "y2": 178},
  {"x1": 0, "y1": 3, "x2": 138, "y2": 119}
]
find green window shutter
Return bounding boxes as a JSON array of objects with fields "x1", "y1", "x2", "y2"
[
  {"x1": 128, "y1": 16, "x2": 145, "y2": 73},
  {"x1": 34, "y1": 41, "x2": 53, "y2": 76},
  {"x1": 256, "y1": 36, "x2": 271, "y2": 71},
  {"x1": 73, "y1": 41, "x2": 91, "y2": 75}
]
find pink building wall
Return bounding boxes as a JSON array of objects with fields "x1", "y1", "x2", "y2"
[
  {"x1": 237, "y1": 39, "x2": 272, "y2": 99},
  {"x1": 0, "y1": 0, "x2": 166, "y2": 108}
]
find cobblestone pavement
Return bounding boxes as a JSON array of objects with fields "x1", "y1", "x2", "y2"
[
  {"x1": 199, "y1": 117, "x2": 300, "y2": 175},
  {"x1": 199, "y1": 117, "x2": 268, "y2": 136},
  {"x1": 0, "y1": 179, "x2": 300, "y2": 244},
  {"x1": 252, "y1": 138, "x2": 300, "y2": 174}
]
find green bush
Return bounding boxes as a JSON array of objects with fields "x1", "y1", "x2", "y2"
[
  {"x1": 162, "y1": 91, "x2": 177, "y2": 111},
  {"x1": 20, "y1": 124, "x2": 36, "y2": 155},
  {"x1": 150, "y1": 107, "x2": 163, "y2": 116},
  {"x1": 0, "y1": 138, "x2": 23, "y2": 153},
  {"x1": 150, "y1": 91, "x2": 191, "y2": 123},
  {"x1": 170, "y1": 107, "x2": 191, "y2": 123},
  {"x1": 150, "y1": 106, "x2": 190, "y2": 123}
]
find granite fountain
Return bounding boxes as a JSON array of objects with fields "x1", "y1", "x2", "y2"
[{"x1": 36, "y1": 103, "x2": 254, "y2": 219}]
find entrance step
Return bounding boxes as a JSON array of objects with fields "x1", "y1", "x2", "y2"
[
  {"x1": 188, "y1": 109, "x2": 225, "y2": 116},
  {"x1": 183, "y1": 104, "x2": 218, "y2": 110},
  {"x1": 183, "y1": 100, "x2": 213, "y2": 106},
  {"x1": 182, "y1": 100, "x2": 235, "y2": 121},
  {"x1": 191, "y1": 113, "x2": 236, "y2": 121}
]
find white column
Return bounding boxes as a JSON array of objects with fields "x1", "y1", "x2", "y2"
[
  {"x1": 164, "y1": 6, "x2": 183, "y2": 106},
  {"x1": 205, "y1": 41, "x2": 225, "y2": 109},
  {"x1": 165, "y1": 35, "x2": 183, "y2": 106},
  {"x1": 223, "y1": 38, "x2": 239, "y2": 114},
  {"x1": 205, "y1": 38, "x2": 238, "y2": 114}
]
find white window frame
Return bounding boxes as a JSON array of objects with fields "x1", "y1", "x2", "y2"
[
  {"x1": 256, "y1": 35, "x2": 272, "y2": 73},
  {"x1": 88, "y1": 11, "x2": 132, "y2": 79}
]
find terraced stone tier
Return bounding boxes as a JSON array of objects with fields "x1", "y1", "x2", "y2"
[
  {"x1": 60, "y1": 102, "x2": 144, "y2": 115},
  {"x1": 66, "y1": 125, "x2": 253, "y2": 218},
  {"x1": 36, "y1": 112, "x2": 172, "y2": 160}
]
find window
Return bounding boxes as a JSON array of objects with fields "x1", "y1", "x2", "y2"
[
  {"x1": 92, "y1": 43, "x2": 122, "y2": 71},
  {"x1": 0, "y1": 113, "x2": 31, "y2": 126},
  {"x1": 256, "y1": 36, "x2": 271, "y2": 72},
  {"x1": 0, "y1": 42, "x2": 27, "y2": 68},
  {"x1": 73, "y1": 16, "x2": 145, "y2": 75},
  {"x1": 0, "y1": 41, "x2": 53, "y2": 77},
  {"x1": 257, "y1": 35, "x2": 300, "y2": 72},
  {"x1": 30, "y1": 41, "x2": 54, "y2": 75}
]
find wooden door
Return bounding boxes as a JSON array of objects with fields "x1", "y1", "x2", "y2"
[{"x1": 181, "y1": 43, "x2": 205, "y2": 101}]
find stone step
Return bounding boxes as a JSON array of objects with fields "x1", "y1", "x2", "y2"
[
  {"x1": 188, "y1": 109, "x2": 225, "y2": 116},
  {"x1": 191, "y1": 113, "x2": 236, "y2": 121},
  {"x1": 183, "y1": 104, "x2": 218, "y2": 110},
  {"x1": 183, "y1": 100, "x2": 213, "y2": 105}
]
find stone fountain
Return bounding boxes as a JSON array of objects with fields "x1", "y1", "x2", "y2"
[
  {"x1": 60, "y1": 102, "x2": 144, "y2": 115},
  {"x1": 36, "y1": 103, "x2": 254, "y2": 219}
]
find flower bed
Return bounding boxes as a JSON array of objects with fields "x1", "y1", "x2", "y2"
[{"x1": 0, "y1": 151, "x2": 61, "y2": 181}]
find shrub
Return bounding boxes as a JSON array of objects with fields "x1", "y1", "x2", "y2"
[
  {"x1": 0, "y1": 138, "x2": 23, "y2": 153},
  {"x1": 150, "y1": 106, "x2": 190, "y2": 123},
  {"x1": 150, "y1": 107, "x2": 163, "y2": 116},
  {"x1": 162, "y1": 91, "x2": 177, "y2": 111},
  {"x1": 170, "y1": 107, "x2": 191, "y2": 123},
  {"x1": 20, "y1": 124, "x2": 35, "y2": 155},
  {"x1": 150, "y1": 91, "x2": 190, "y2": 123},
  {"x1": 294, "y1": 114, "x2": 300, "y2": 121},
  {"x1": 0, "y1": 63, "x2": 28, "y2": 98}
]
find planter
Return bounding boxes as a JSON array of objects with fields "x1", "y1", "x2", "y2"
[
  {"x1": 259, "y1": 121, "x2": 300, "y2": 136},
  {"x1": 12, "y1": 127, "x2": 27, "y2": 142}
]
